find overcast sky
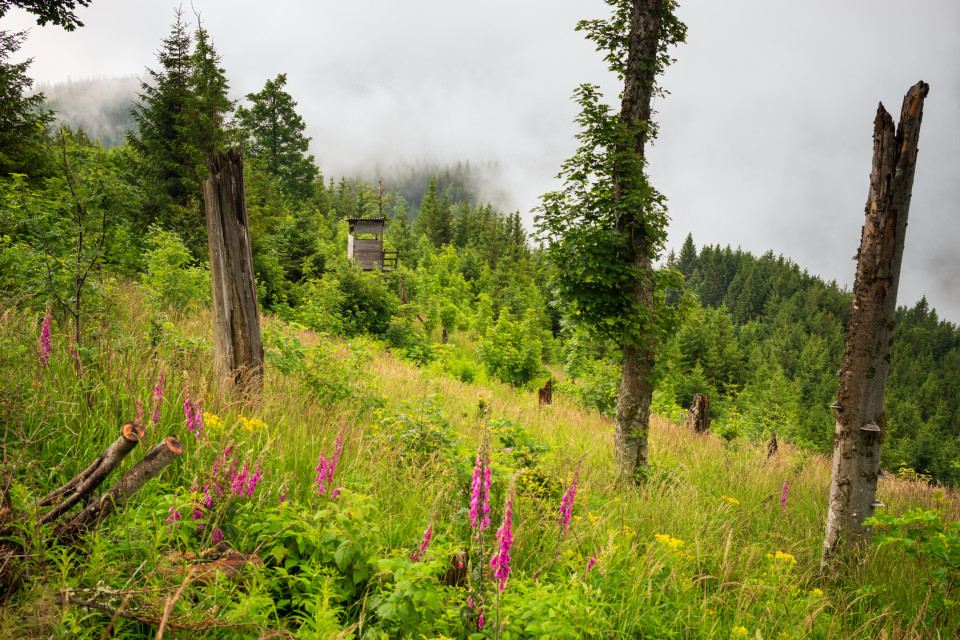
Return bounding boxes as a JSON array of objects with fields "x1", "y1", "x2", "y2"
[{"x1": 7, "y1": 0, "x2": 960, "y2": 322}]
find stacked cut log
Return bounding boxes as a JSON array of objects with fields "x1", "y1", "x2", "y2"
[{"x1": 0, "y1": 423, "x2": 183, "y2": 599}]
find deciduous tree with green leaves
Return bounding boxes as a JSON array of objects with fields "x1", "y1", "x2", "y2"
[{"x1": 536, "y1": 0, "x2": 685, "y2": 482}]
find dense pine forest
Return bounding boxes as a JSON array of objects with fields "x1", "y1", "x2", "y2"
[{"x1": 2, "y1": 1, "x2": 959, "y2": 638}]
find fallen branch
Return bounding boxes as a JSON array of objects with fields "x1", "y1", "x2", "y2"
[
  {"x1": 39, "y1": 422, "x2": 144, "y2": 524},
  {"x1": 58, "y1": 437, "x2": 184, "y2": 541}
]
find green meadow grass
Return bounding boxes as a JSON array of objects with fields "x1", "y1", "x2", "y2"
[{"x1": 1, "y1": 283, "x2": 957, "y2": 639}]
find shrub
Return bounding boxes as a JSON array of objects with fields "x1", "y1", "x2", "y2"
[{"x1": 143, "y1": 226, "x2": 211, "y2": 314}]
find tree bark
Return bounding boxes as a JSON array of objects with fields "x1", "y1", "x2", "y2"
[
  {"x1": 613, "y1": 0, "x2": 662, "y2": 483},
  {"x1": 821, "y1": 81, "x2": 929, "y2": 568},
  {"x1": 687, "y1": 393, "x2": 709, "y2": 434},
  {"x1": 58, "y1": 437, "x2": 184, "y2": 540},
  {"x1": 38, "y1": 422, "x2": 144, "y2": 524},
  {"x1": 204, "y1": 146, "x2": 264, "y2": 396}
]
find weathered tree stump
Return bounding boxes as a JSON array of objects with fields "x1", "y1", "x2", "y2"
[
  {"x1": 767, "y1": 432, "x2": 778, "y2": 459},
  {"x1": 822, "y1": 81, "x2": 929, "y2": 568},
  {"x1": 204, "y1": 146, "x2": 264, "y2": 396},
  {"x1": 687, "y1": 393, "x2": 709, "y2": 434},
  {"x1": 538, "y1": 379, "x2": 553, "y2": 406}
]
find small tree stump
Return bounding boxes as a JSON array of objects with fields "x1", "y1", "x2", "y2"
[
  {"x1": 687, "y1": 393, "x2": 709, "y2": 434},
  {"x1": 538, "y1": 379, "x2": 553, "y2": 406},
  {"x1": 767, "y1": 431, "x2": 779, "y2": 459}
]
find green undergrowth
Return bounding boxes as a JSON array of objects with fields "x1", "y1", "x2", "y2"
[{"x1": 2, "y1": 285, "x2": 959, "y2": 639}]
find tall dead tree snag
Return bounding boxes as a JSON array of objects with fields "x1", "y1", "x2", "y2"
[
  {"x1": 821, "y1": 81, "x2": 929, "y2": 568},
  {"x1": 204, "y1": 146, "x2": 264, "y2": 396}
]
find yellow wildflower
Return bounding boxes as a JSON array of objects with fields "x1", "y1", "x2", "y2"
[
  {"x1": 203, "y1": 412, "x2": 223, "y2": 431},
  {"x1": 768, "y1": 550, "x2": 797, "y2": 565},
  {"x1": 731, "y1": 626, "x2": 749, "y2": 639},
  {"x1": 720, "y1": 494, "x2": 740, "y2": 505},
  {"x1": 809, "y1": 588, "x2": 823, "y2": 597},
  {"x1": 654, "y1": 534, "x2": 684, "y2": 551}
]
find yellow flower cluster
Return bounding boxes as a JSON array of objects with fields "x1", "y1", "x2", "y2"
[
  {"x1": 809, "y1": 588, "x2": 824, "y2": 597},
  {"x1": 731, "y1": 626, "x2": 749, "y2": 639},
  {"x1": 720, "y1": 494, "x2": 740, "y2": 505},
  {"x1": 203, "y1": 412, "x2": 223, "y2": 431},
  {"x1": 239, "y1": 416, "x2": 269, "y2": 432},
  {"x1": 766, "y1": 550, "x2": 798, "y2": 566},
  {"x1": 654, "y1": 534, "x2": 685, "y2": 551}
]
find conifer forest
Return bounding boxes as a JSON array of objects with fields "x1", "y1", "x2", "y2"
[{"x1": 1, "y1": 1, "x2": 959, "y2": 638}]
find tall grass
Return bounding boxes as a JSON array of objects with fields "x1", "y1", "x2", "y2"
[{"x1": 1, "y1": 282, "x2": 957, "y2": 639}]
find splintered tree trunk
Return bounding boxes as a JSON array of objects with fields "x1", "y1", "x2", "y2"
[
  {"x1": 613, "y1": 0, "x2": 662, "y2": 483},
  {"x1": 687, "y1": 393, "x2": 709, "y2": 434},
  {"x1": 204, "y1": 147, "x2": 264, "y2": 396},
  {"x1": 821, "y1": 81, "x2": 929, "y2": 568}
]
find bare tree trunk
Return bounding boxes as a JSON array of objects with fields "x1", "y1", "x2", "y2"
[
  {"x1": 613, "y1": 0, "x2": 662, "y2": 483},
  {"x1": 821, "y1": 81, "x2": 929, "y2": 569},
  {"x1": 204, "y1": 146, "x2": 264, "y2": 396}
]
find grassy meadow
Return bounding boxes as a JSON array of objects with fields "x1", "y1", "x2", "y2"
[{"x1": 1, "y1": 282, "x2": 957, "y2": 639}]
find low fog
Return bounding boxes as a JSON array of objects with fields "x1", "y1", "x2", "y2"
[{"x1": 6, "y1": 0, "x2": 960, "y2": 321}]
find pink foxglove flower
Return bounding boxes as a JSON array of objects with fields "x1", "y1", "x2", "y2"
[
  {"x1": 469, "y1": 446, "x2": 492, "y2": 531},
  {"x1": 411, "y1": 524, "x2": 433, "y2": 561},
  {"x1": 582, "y1": 554, "x2": 597, "y2": 579},
  {"x1": 559, "y1": 467, "x2": 579, "y2": 534},
  {"x1": 151, "y1": 373, "x2": 165, "y2": 425},
  {"x1": 39, "y1": 308, "x2": 52, "y2": 366},
  {"x1": 491, "y1": 493, "x2": 515, "y2": 592},
  {"x1": 183, "y1": 391, "x2": 204, "y2": 439},
  {"x1": 211, "y1": 527, "x2": 224, "y2": 544}
]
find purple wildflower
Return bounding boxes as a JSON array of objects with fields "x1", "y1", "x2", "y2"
[
  {"x1": 39, "y1": 308, "x2": 52, "y2": 366},
  {"x1": 559, "y1": 467, "x2": 579, "y2": 535},
  {"x1": 412, "y1": 524, "x2": 434, "y2": 561},
  {"x1": 315, "y1": 454, "x2": 331, "y2": 495},
  {"x1": 279, "y1": 488, "x2": 287, "y2": 505},
  {"x1": 582, "y1": 555, "x2": 597, "y2": 579},
  {"x1": 780, "y1": 480, "x2": 789, "y2": 508},
  {"x1": 491, "y1": 493, "x2": 515, "y2": 592},
  {"x1": 184, "y1": 391, "x2": 204, "y2": 440},
  {"x1": 478, "y1": 610, "x2": 484, "y2": 630},
  {"x1": 151, "y1": 373, "x2": 165, "y2": 425},
  {"x1": 211, "y1": 527, "x2": 224, "y2": 545},
  {"x1": 164, "y1": 505, "x2": 182, "y2": 526},
  {"x1": 134, "y1": 399, "x2": 144, "y2": 428},
  {"x1": 469, "y1": 447, "x2": 492, "y2": 531},
  {"x1": 247, "y1": 463, "x2": 262, "y2": 497}
]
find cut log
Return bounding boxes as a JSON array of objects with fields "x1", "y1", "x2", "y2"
[
  {"x1": 821, "y1": 81, "x2": 929, "y2": 568},
  {"x1": 58, "y1": 437, "x2": 184, "y2": 540},
  {"x1": 204, "y1": 147, "x2": 264, "y2": 396},
  {"x1": 38, "y1": 422, "x2": 144, "y2": 524}
]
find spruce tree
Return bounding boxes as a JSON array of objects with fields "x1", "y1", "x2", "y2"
[
  {"x1": 677, "y1": 232, "x2": 697, "y2": 279},
  {"x1": 235, "y1": 73, "x2": 318, "y2": 202},
  {"x1": 129, "y1": 10, "x2": 233, "y2": 251},
  {"x1": 0, "y1": 30, "x2": 53, "y2": 181},
  {"x1": 189, "y1": 22, "x2": 234, "y2": 159},
  {"x1": 129, "y1": 8, "x2": 197, "y2": 212}
]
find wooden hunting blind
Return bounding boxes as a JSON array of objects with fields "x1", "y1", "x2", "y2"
[{"x1": 342, "y1": 217, "x2": 397, "y2": 271}]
